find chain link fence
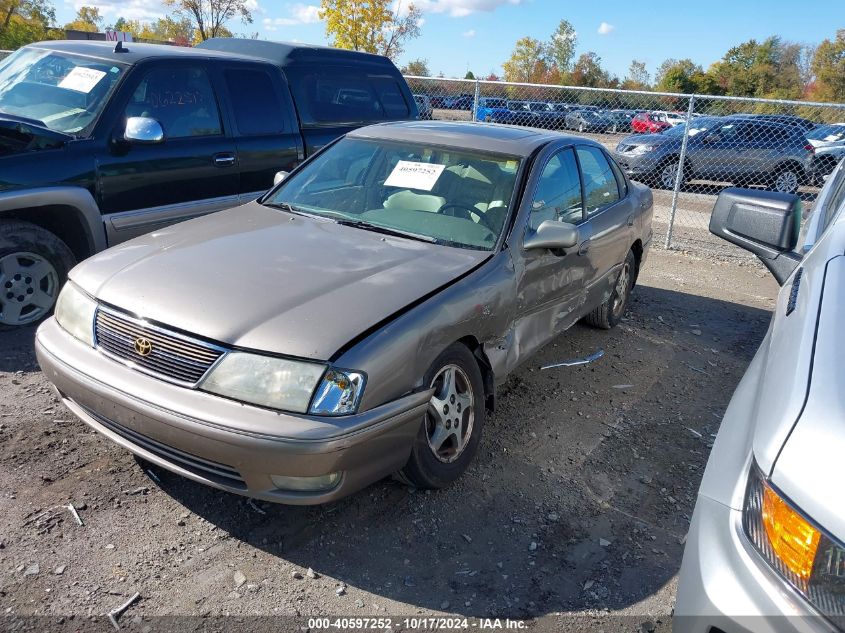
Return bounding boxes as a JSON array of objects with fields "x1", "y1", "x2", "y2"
[{"x1": 407, "y1": 76, "x2": 845, "y2": 255}]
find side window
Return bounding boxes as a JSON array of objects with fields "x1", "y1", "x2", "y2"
[
  {"x1": 124, "y1": 66, "x2": 221, "y2": 138},
  {"x1": 529, "y1": 148, "x2": 583, "y2": 230},
  {"x1": 372, "y1": 79, "x2": 409, "y2": 118},
  {"x1": 576, "y1": 146, "x2": 620, "y2": 216},
  {"x1": 224, "y1": 68, "x2": 287, "y2": 136},
  {"x1": 607, "y1": 152, "x2": 628, "y2": 197},
  {"x1": 288, "y1": 69, "x2": 395, "y2": 124}
]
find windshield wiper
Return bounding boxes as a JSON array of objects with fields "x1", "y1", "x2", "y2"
[
  {"x1": 334, "y1": 219, "x2": 437, "y2": 243},
  {"x1": 263, "y1": 201, "x2": 334, "y2": 222}
]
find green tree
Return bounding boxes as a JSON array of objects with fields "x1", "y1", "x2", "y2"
[
  {"x1": 502, "y1": 36, "x2": 549, "y2": 83},
  {"x1": 548, "y1": 19, "x2": 576, "y2": 74},
  {"x1": 622, "y1": 59, "x2": 650, "y2": 90},
  {"x1": 655, "y1": 58, "x2": 702, "y2": 93},
  {"x1": 464, "y1": 70, "x2": 475, "y2": 80},
  {"x1": 401, "y1": 58, "x2": 429, "y2": 76},
  {"x1": 164, "y1": 0, "x2": 251, "y2": 41},
  {"x1": 0, "y1": 0, "x2": 61, "y2": 48},
  {"x1": 64, "y1": 5, "x2": 101, "y2": 32},
  {"x1": 706, "y1": 37, "x2": 803, "y2": 99},
  {"x1": 319, "y1": 0, "x2": 421, "y2": 61},
  {"x1": 810, "y1": 30, "x2": 845, "y2": 102}
]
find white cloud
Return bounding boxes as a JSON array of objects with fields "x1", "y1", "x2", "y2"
[
  {"x1": 462, "y1": 29, "x2": 475, "y2": 37},
  {"x1": 412, "y1": 0, "x2": 521, "y2": 18},
  {"x1": 597, "y1": 21, "x2": 615, "y2": 35},
  {"x1": 263, "y1": 4, "x2": 321, "y2": 29}
]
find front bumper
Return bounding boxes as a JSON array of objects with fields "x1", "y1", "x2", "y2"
[
  {"x1": 612, "y1": 152, "x2": 661, "y2": 178},
  {"x1": 674, "y1": 494, "x2": 837, "y2": 633},
  {"x1": 36, "y1": 318, "x2": 429, "y2": 505}
]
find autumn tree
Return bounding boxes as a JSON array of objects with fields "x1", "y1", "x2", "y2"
[
  {"x1": 64, "y1": 5, "x2": 101, "y2": 32},
  {"x1": 113, "y1": 15, "x2": 195, "y2": 45},
  {"x1": 401, "y1": 58, "x2": 429, "y2": 76},
  {"x1": 622, "y1": 59, "x2": 650, "y2": 90},
  {"x1": 655, "y1": 58, "x2": 702, "y2": 93},
  {"x1": 164, "y1": 0, "x2": 251, "y2": 41},
  {"x1": 502, "y1": 36, "x2": 550, "y2": 83},
  {"x1": 570, "y1": 52, "x2": 614, "y2": 88},
  {"x1": 809, "y1": 30, "x2": 845, "y2": 102},
  {"x1": 0, "y1": 0, "x2": 60, "y2": 48},
  {"x1": 320, "y1": 0, "x2": 421, "y2": 61},
  {"x1": 548, "y1": 19, "x2": 577, "y2": 74}
]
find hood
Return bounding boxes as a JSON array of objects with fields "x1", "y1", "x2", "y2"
[
  {"x1": 616, "y1": 133, "x2": 676, "y2": 150},
  {"x1": 71, "y1": 201, "x2": 489, "y2": 360},
  {"x1": 771, "y1": 255, "x2": 845, "y2": 541},
  {"x1": 0, "y1": 117, "x2": 69, "y2": 157}
]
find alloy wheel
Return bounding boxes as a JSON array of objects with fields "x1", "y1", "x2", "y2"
[
  {"x1": 612, "y1": 260, "x2": 632, "y2": 319},
  {"x1": 661, "y1": 162, "x2": 680, "y2": 189},
  {"x1": 0, "y1": 252, "x2": 59, "y2": 326},
  {"x1": 774, "y1": 169, "x2": 799, "y2": 193},
  {"x1": 425, "y1": 364, "x2": 475, "y2": 463}
]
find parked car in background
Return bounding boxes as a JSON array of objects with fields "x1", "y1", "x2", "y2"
[
  {"x1": 737, "y1": 113, "x2": 818, "y2": 132},
  {"x1": 613, "y1": 116, "x2": 813, "y2": 193},
  {"x1": 0, "y1": 38, "x2": 416, "y2": 330},
  {"x1": 654, "y1": 110, "x2": 687, "y2": 127},
  {"x1": 36, "y1": 120, "x2": 653, "y2": 505},
  {"x1": 675, "y1": 160, "x2": 845, "y2": 632},
  {"x1": 444, "y1": 94, "x2": 473, "y2": 110},
  {"x1": 505, "y1": 100, "x2": 539, "y2": 127},
  {"x1": 806, "y1": 122, "x2": 845, "y2": 149},
  {"x1": 474, "y1": 97, "x2": 510, "y2": 122},
  {"x1": 631, "y1": 112, "x2": 672, "y2": 134},
  {"x1": 414, "y1": 94, "x2": 433, "y2": 120},
  {"x1": 565, "y1": 109, "x2": 613, "y2": 133},
  {"x1": 606, "y1": 109, "x2": 639, "y2": 133}
]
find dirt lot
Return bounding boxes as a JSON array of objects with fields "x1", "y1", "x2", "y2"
[{"x1": 0, "y1": 248, "x2": 777, "y2": 631}]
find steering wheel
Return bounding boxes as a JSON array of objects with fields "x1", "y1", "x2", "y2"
[{"x1": 437, "y1": 203, "x2": 498, "y2": 232}]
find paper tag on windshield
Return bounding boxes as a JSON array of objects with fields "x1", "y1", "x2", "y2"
[
  {"x1": 384, "y1": 161, "x2": 446, "y2": 191},
  {"x1": 58, "y1": 67, "x2": 106, "y2": 93}
]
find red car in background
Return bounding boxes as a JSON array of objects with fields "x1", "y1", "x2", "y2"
[{"x1": 632, "y1": 112, "x2": 672, "y2": 134}]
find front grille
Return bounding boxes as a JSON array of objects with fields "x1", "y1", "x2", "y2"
[
  {"x1": 95, "y1": 308, "x2": 224, "y2": 385},
  {"x1": 84, "y1": 406, "x2": 247, "y2": 489}
]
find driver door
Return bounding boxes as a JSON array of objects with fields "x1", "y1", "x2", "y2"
[{"x1": 512, "y1": 147, "x2": 591, "y2": 360}]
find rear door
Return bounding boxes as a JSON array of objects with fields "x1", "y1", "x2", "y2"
[
  {"x1": 98, "y1": 60, "x2": 239, "y2": 244},
  {"x1": 217, "y1": 63, "x2": 303, "y2": 200}
]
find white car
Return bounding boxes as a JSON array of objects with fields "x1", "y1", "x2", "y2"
[
  {"x1": 675, "y1": 160, "x2": 845, "y2": 631},
  {"x1": 653, "y1": 110, "x2": 687, "y2": 127}
]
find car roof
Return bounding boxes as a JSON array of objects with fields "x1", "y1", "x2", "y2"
[
  {"x1": 347, "y1": 121, "x2": 592, "y2": 157},
  {"x1": 25, "y1": 39, "x2": 256, "y2": 65},
  {"x1": 196, "y1": 38, "x2": 397, "y2": 69}
]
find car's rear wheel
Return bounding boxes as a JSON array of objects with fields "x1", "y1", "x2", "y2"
[
  {"x1": 584, "y1": 249, "x2": 636, "y2": 330},
  {"x1": 0, "y1": 220, "x2": 76, "y2": 330},
  {"x1": 771, "y1": 165, "x2": 801, "y2": 194},
  {"x1": 658, "y1": 158, "x2": 686, "y2": 190},
  {"x1": 397, "y1": 344, "x2": 485, "y2": 489}
]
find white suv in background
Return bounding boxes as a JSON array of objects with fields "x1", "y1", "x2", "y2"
[{"x1": 675, "y1": 161, "x2": 845, "y2": 630}]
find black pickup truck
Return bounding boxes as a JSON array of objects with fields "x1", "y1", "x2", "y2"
[{"x1": 0, "y1": 39, "x2": 416, "y2": 329}]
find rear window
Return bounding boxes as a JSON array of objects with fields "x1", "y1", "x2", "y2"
[{"x1": 286, "y1": 68, "x2": 411, "y2": 125}]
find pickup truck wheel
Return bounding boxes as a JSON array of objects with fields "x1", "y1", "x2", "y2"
[
  {"x1": 584, "y1": 250, "x2": 636, "y2": 330},
  {"x1": 396, "y1": 343, "x2": 485, "y2": 489},
  {"x1": 0, "y1": 221, "x2": 76, "y2": 329}
]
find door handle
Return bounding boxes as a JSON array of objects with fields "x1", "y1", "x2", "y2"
[
  {"x1": 213, "y1": 153, "x2": 236, "y2": 167},
  {"x1": 578, "y1": 240, "x2": 591, "y2": 256},
  {"x1": 627, "y1": 214, "x2": 635, "y2": 227}
]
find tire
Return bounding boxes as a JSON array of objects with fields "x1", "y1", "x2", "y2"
[
  {"x1": 578, "y1": 122, "x2": 586, "y2": 133},
  {"x1": 657, "y1": 158, "x2": 685, "y2": 190},
  {"x1": 0, "y1": 220, "x2": 76, "y2": 330},
  {"x1": 771, "y1": 165, "x2": 801, "y2": 194},
  {"x1": 397, "y1": 343, "x2": 486, "y2": 489},
  {"x1": 584, "y1": 249, "x2": 636, "y2": 330}
]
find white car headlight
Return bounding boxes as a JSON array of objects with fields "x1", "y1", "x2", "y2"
[
  {"x1": 200, "y1": 352, "x2": 326, "y2": 413},
  {"x1": 630, "y1": 144, "x2": 658, "y2": 155},
  {"x1": 309, "y1": 369, "x2": 366, "y2": 416},
  {"x1": 54, "y1": 281, "x2": 97, "y2": 347}
]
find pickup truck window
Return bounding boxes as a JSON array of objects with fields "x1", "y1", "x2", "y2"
[
  {"x1": 372, "y1": 79, "x2": 410, "y2": 118},
  {"x1": 124, "y1": 66, "x2": 221, "y2": 139},
  {"x1": 224, "y1": 68, "x2": 286, "y2": 136},
  {"x1": 0, "y1": 47, "x2": 125, "y2": 136}
]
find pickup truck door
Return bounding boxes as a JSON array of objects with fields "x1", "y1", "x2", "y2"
[
  {"x1": 97, "y1": 60, "x2": 239, "y2": 244},
  {"x1": 215, "y1": 63, "x2": 303, "y2": 199}
]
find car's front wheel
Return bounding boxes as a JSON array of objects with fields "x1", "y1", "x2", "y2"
[
  {"x1": 0, "y1": 220, "x2": 76, "y2": 330},
  {"x1": 584, "y1": 249, "x2": 636, "y2": 330},
  {"x1": 771, "y1": 165, "x2": 801, "y2": 194},
  {"x1": 397, "y1": 343, "x2": 485, "y2": 489}
]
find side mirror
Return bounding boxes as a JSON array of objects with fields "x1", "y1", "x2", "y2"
[
  {"x1": 124, "y1": 117, "x2": 164, "y2": 144},
  {"x1": 273, "y1": 171, "x2": 290, "y2": 186},
  {"x1": 523, "y1": 220, "x2": 579, "y2": 251},
  {"x1": 709, "y1": 188, "x2": 802, "y2": 285}
]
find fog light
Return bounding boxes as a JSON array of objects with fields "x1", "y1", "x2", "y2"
[{"x1": 270, "y1": 472, "x2": 340, "y2": 492}]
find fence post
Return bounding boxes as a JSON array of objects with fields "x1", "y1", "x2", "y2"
[
  {"x1": 472, "y1": 80, "x2": 481, "y2": 123},
  {"x1": 665, "y1": 94, "x2": 696, "y2": 249}
]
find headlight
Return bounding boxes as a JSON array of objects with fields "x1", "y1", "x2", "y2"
[
  {"x1": 630, "y1": 144, "x2": 657, "y2": 155},
  {"x1": 309, "y1": 369, "x2": 366, "y2": 416},
  {"x1": 200, "y1": 352, "x2": 326, "y2": 413},
  {"x1": 54, "y1": 281, "x2": 96, "y2": 347},
  {"x1": 743, "y1": 462, "x2": 845, "y2": 627}
]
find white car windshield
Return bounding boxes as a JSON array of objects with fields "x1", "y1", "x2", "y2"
[
  {"x1": 264, "y1": 137, "x2": 522, "y2": 251},
  {"x1": 0, "y1": 48, "x2": 126, "y2": 136}
]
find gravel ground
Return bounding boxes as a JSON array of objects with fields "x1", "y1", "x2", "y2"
[{"x1": 0, "y1": 248, "x2": 778, "y2": 632}]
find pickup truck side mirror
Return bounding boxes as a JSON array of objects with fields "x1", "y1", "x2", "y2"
[
  {"x1": 523, "y1": 220, "x2": 579, "y2": 251},
  {"x1": 273, "y1": 171, "x2": 290, "y2": 186},
  {"x1": 124, "y1": 117, "x2": 165, "y2": 145},
  {"x1": 709, "y1": 188, "x2": 802, "y2": 285}
]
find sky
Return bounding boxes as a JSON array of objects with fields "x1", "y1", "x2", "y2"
[{"x1": 55, "y1": 0, "x2": 842, "y2": 80}]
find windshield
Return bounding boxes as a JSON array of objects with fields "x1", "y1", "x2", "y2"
[
  {"x1": 264, "y1": 137, "x2": 521, "y2": 251},
  {"x1": 0, "y1": 47, "x2": 126, "y2": 136},
  {"x1": 807, "y1": 124, "x2": 845, "y2": 143},
  {"x1": 529, "y1": 102, "x2": 548, "y2": 112}
]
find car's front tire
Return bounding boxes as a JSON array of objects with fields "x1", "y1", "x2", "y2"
[
  {"x1": 584, "y1": 249, "x2": 636, "y2": 330},
  {"x1": 0, "y1": 220, "x2": 76, "y2": 330},
  {"x1": 397, "y1": 343, "x2": 485, "y2": 489},
  {"x1": 771, "y1": 164, "x2": 801, "y2": 194}
]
